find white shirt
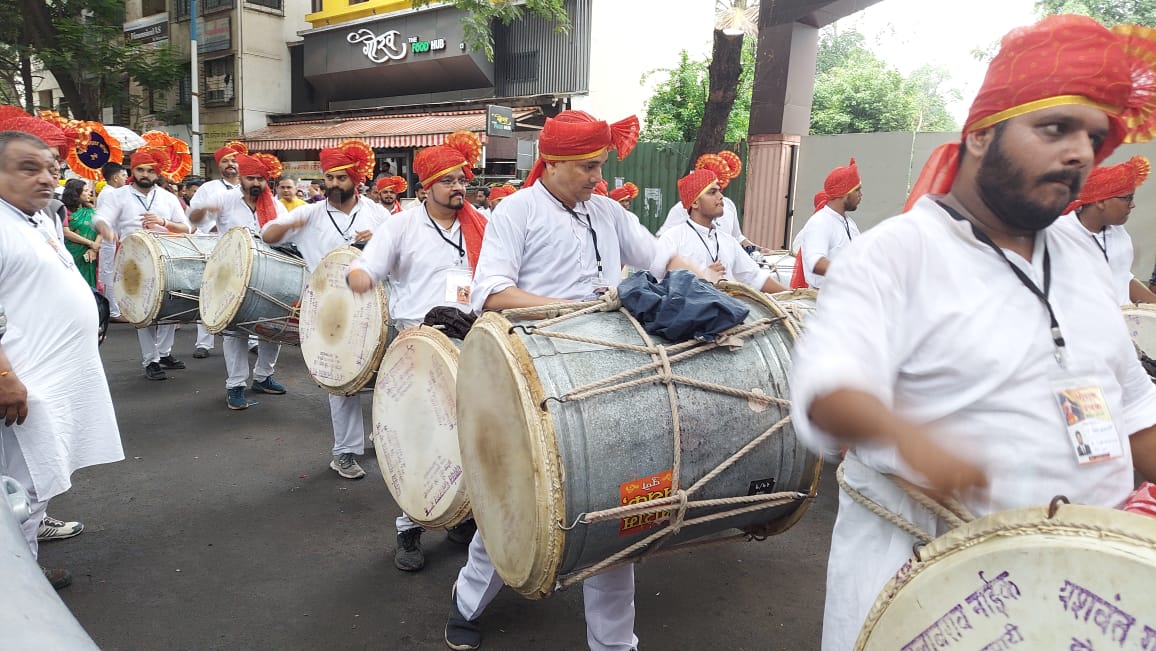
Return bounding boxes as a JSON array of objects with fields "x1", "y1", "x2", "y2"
[
  {"x1": 789, "y1": 196, "x2": 1156, "y2": 650},
  {"x1": 471, "y1": 183, "x2": 662, "y2": 312},
  {"x1": 791, "y1": 205, "x2": 860, "y2": 289},
  {"x1": 353, "y1": 204, "x2": 473, "y2": 329},
  {"x1": 198, "y1": 188, "x2": 287, "y2": 235},
  {"x1": 92, "y1": 184, "x2": 188, "y2": 239},
  {"x1": 262, "y1": 196, "x2": 387, "y2": 272},
  {"x1": 651, "y1": 219, "x2": 770, "y2": 289},
  {"x1": 656, "y1": 196, "x2": 745, "y2": 242},
  {"x1": 187, "y1": 178, "x2": 238, "y2": 233},
  {"x1": 1054, "y1": 211, "x2": 1134, "y2": 305},
  {"x1": 0, "y1": 199, "x2": 123, "y2": 501}
]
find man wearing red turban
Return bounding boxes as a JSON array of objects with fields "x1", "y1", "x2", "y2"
[
  {"x1": 656, "y1": 151, "x2": 766, "y2": 253},
  {"x1": 373, "y1": 175, "x2": 407, "y2": 214},
  {"x1": 791, "y1": 16, "x2": 1156, "y2": 650},
  {"x1": 608, "y1": 181, "x2": 638, "y2": 210},
  {"x1": 347, "y1": 131, "x2": 487, "y2": 572},
  {"x1": 263, "y1": 139, "x2": 388, "y2": 481},
  {"x1": 1055, "y1": 156, "x2": 1156, "y2": 305},
  {"x1": 789, "y1": 158, "x2": 862, "y2": 289},
  {"x1": 486, "y1": 184, "x2": 516, "y2": 209}
]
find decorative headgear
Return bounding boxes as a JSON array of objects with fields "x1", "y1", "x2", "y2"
[
  {"x1": 695, "y1": 153, "x2": 736, "y2": 190},
  {"x1": 678, "y1": 169, "x2": 720, "y2": 211},
  {"x1": 814, "y1": 158, "x2": 861, "y2": 211},
  {"x1": 234, "y1": 152, "x2": 283, "y2": 226},
  {"x1": 141, "y1": 131, "x2": 192, "y2": 182},
  {"x1": 214, "y1": 141, "x2": 247, "y2": 165},
  {"x1": 488, "y1": 184, "x2": 517, "y2": 202},
  {"x1": 413, "y1": 131, "x2": 482, "y2": 188},
  {"x1": 906, "y1": 16, "x2": 1156, "y2": 210},
  {"x1": 64, "y1": 122, "x2": 124, "y2": 181},
  {"x1": 609, "y1": 181, "x2": 639, "y2": 202},
  {"x1": 319, "y1": 138, "x2": 375, "y2": 186},
  {"x1": 1066, "y1": 155, "x2": 1150, "y2": 212},
  {"x1": 375, "y1": 175, "x2": 408, "y2": 194},
  {"x1": 718, "y1": 150, "x2": 742, "y2": 177},
  {"x1": 593, "y1": 180, "x2": 609, "y2": 196},
  {"x1": 0, "y1": 106, "x2": 70, "y2": 159},
  {"x1": 524, "y1": 110, "x2": 640, "y2": 187},
  {"x1": 129, "y1": 147, "x2": 171, "y2": 173}
]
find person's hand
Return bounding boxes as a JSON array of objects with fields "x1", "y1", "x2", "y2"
[
  {"x1": 346, "y1": 268, "x2": 374, "y2": 294},
  {"x1": 700, "y1": 261, "x2": 726, "y2": 284},
  {"x1": 354, "y1": 229, "x2": 373, "y2": 244},
  {"x1": 140, "y1": 212, "x2": 167, "y2": 231},
  {"x1": 894, "y1": 426, "x2": 988, "y2": 495},
  {"x1": 758, "y1": 246, "x2": 773, "y2": 255},
  {"x1": 0, "y1": 370, "x2": 29, "y2": 426}
]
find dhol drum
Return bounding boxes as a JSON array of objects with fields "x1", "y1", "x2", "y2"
[
  {"x1": 769, "y1": 288, "x2": 818, "y2": 332},
  {"x1": 856, "y1": 502, "x2": 1156, "y2": 650},
  {"x1": 456, "y1": 281, "x2": 823, "y2": 598},
  {"x1": 114, "y1": 231, "x2": 218, "y2": 327},
  {"x1": 198, "y1": 227, "x2": 308, "y2": 345},
  {"x1": 1123, "y1": 303, "x2": 1156, "y2": 357},
  {"x1": 758, "y1": 250, "x2": 797, "y2": 289},
  {"x1": 373, "y1": 326, "x2": 470, "y2": 529},
  {"x1": 299, "y1": 246, "x2": 391, "y2": 395}
]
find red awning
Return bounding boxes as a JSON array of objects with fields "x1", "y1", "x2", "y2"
[{"x1": 240, "y1": 108, "x2": 537, "y2": 150}]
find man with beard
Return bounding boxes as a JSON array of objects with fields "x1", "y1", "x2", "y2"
[
  {"x1": 347, "y1": 131, "x2": 486, "y2": 572},
  {"x1": 469, "y1": 185, "x2": 490, "y2": 217},
  {"x1": 262, "y1": 139, "x2": 387, "y2": 479},
  {"x1": 1055, "y1": 156, "x2": 1156, "y2": 305},
  {"x1": 789, "y1": 16, "x2": 1156, "y2": 650},
  {"x1": 373, "y1": 175, "x2": 407, "y2": 214},
  {"x1": 95, "y1": 148, "x2": 192, "y2": 381},
  {"x1": 789, "y1": 158, "x2": 862, "y2": 289},
  {"x1": 276, "y1": 177, "x2": 306, "y2": 212},
  {"x1": 189, "y1": 153, "x2": 288, "y2": 410}
]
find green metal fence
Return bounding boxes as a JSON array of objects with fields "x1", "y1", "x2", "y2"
[{"x1": 601, "y1": 141, "x2": 748, "y2": 233}]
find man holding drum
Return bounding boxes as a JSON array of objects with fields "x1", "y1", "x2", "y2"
[
  {"x1": 790, "y1": 16, "x2": 1156, "y2": 650},
  {"x1": 262, "y1": 139, "x2": 388, "y2": 480},
  {"x1": 94, "y1": 148, "x2": 192, "y2": 381}
]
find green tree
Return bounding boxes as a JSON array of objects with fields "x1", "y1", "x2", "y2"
[
  {"x1": 1035, "y1": 0, "x2": 1156, "y2": 26},
  {"x1": 414, "y1": 0, "x2": 570, "y2": 61}
]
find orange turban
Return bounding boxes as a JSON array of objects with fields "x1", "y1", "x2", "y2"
[
  {"x1": 814, "y1": 158, "x2": 861, "y2": 210},
  {"x1": 234, "y1": 153, "x2": 282, "y2": 226},
  {"x1": 130, "y1": 147, "x2": 171, "y2": 173},
  {"x1": 679, "y1": 169, "x2": 719, "y2": 211},
  {"x1": 488, "y1": 184, "x2": 517, "y2": 201},
  {"x1": 413, "y1": 131, "x2": 481, "y2": 188},
  {"x1": 593, "y1": 180, "x2": 609, "y2": 196},
  {"x1": 718, "y1": 150, "x2": 742, "y2": 177},
  {"x1": 1066, "y1": 155, "x2": 1150, "y2": 212},
  {"x1": 214, "y1": 141, "x2": 247, "y2": 165},
  {"x1": 609, "y1": 181, "x2": 639, "y2": 202},
  {"x1": 375, "y1": 175, "x2": 408, "y2": 194},
  {"x1": 695, "y1": 153, "x2": 736, "y2": 190},
  {"x1": 0, "y1": 106, "x2": 70, "y2": 158},
  {"x1": 906, "y1": 16, "x2": 1156, "y2": 210},
  {"x1": 524, "y1": 110, "x2": 640, "y2": 187},
  {"x1": 319, "y1": 139, "x2": 375, "y2": 186}
]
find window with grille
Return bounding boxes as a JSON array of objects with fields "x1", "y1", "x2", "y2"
[
  {"x1": 507, "y1": 51, "x2": 539, "y2": 83},
  {"x1": 203, "y1": 56, "x2": 234, "y2": 106},
  {"x1": 247, "y1": 0, "x2": 282, "y2": 9},
  {"x1": 203, "y1": 0, "x2": 232, "y2": 10},
  {"x1": 173, "y1": 0, "x2": 190, "y2": 18},
  {"x1": 142, "y1": 0, "x2": 167, "y2": 16}
]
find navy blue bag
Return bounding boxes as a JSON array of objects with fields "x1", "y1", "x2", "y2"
[{"x1": 618, "y1": 270, "x2": 749, "y2": 342}]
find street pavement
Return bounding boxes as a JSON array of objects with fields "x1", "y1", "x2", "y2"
[{"x1": 45, "y1": 323, "x2": 836, "y2": 650}]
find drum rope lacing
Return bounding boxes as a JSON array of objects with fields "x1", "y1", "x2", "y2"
[
  {"x1": 503, "y1": 290, "x2": 816, "y2": 590},
  {"x1": 214, "y1": 245, "x2": 303, "y2": 336},
  {"x1": 835, "y1": 462, "x2": 976, "y2": 545}
]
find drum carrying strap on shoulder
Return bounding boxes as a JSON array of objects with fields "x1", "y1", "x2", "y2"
[{"x1": 835, "y1": 461, "x2": 976, "y2": 545}]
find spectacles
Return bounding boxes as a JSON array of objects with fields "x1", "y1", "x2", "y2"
[
  {"x1": 437, "y1": 177, "x2": 469, "y2": 188},
  {"x1": 1115, "y1": 194, "x2": 1135, "y2": 203}
]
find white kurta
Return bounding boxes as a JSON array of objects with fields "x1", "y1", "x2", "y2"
[
  {"x1": 790, "y1": 196, "x2": 1156, "y2": 650},
  {"x1": 261, "y1": 196, "x2": 387, "y2": 272},
  {"x1": 352, "y1": 204, "x2": 473, "y2": 330},
  {"x1": 650, "y1": 219, "x2": 770, "y2": 288},
  {"x1": 1053, "y1": 211, "x2": 1134, "y2": 305},
  {"x1": 791, "y1": 205, "x2": 860, "y2": 289},
  {"x1": 187, "y1": 179, "x2": 238, "y2": 233},
  {"x1": 0, "y1": 200, "x2": 123, "y2": 502},
  {"x1": 656, "y1": 196, "x2": 745, "y2": 241},
  {"x1": 203, "y1": 189, "x2": 288, "y2": 235},
  {"x1": 92, "y1": 184, "x2": 188, "y2": 239},
  {"x1": 471, "y1": 183, "x2": 662, "y2": 311}
]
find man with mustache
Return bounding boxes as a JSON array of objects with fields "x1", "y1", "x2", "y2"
[
  {"x1": 789, "y1": 16, "x2": 1156, "y2": 650},
  {"x1": 656, "y1": 150, "x2": 765, "y2": 253},
  {"x1": 94, "y1": 148, "x2": 192, "y2": 381},
  {"x1": 276, "y1": 176, "x2": 306, "y2": 212},
  {"x1": 373, "y1": 174, "x2": 407, "y2": 215},
  {"x1": 789, "y1": 158, "x2": 862, "y2": 289},
  {"x1": 262, "y1": 139, "x2": 388, "y2": 480},
  {"x1": 189, "y1": 153, "x2": 289, "y2": 410}
]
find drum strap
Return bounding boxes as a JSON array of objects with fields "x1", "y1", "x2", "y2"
[{"x1": 835, "y1": 461, "x2": 976, "y2": 546}]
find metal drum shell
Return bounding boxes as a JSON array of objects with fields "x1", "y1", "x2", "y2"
[{"x1": 113, "y1": 232, "x2": 218, "y2": 327}]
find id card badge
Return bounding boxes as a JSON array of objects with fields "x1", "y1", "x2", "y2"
[
  {"x1": 444, "y1": 267, "x2": 472, "y2": 305},
  {"x1": 1051, "y1": 371, "x2": 1125, "y2": 465}
]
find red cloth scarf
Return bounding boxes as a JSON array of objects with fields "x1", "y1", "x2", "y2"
[
  {"x1": 457, "y1": 202, "x2": 488, "y2": 273},
  {"x1": 235, "y1": 153, "x2": 281, "y2": 227}
]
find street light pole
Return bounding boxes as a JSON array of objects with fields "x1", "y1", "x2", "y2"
[{"x1": 191, "y1": 0, "x2": 202, "y2": 176}]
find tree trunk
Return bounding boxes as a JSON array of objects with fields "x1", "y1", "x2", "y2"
[
  {"x1": 19, "y1": 53, "x2": 33, "y2": 113},
  {"x1": 17, "y1": 0, "x2": 103, "y2": 120},
  {"x1": 689, "y1": 29, "x2": 745, "y2": 173}
]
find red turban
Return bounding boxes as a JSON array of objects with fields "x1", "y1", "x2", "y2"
[
  {"x1": 524, "y1": 110, "x2": 640, "y2": 187},
  {"x1": 215, "y1": 141, "x2": 247, "y2": 165},
  {"x1": 696, "y1": 154, "x2": 735, "y2": 190},
  {"x1": 0, "y1": 106, "x2": 70, "y2": 159},
  {"x1": 319, "y1": 139, "x2": 375, "y2": 185},
  {"x1": 1066, "y1": 155, "x2": 1150, "y2": 212},
  {"x1": 678, "y1": 169, "x2": 719, "y2": 211},
  {"x1": 814, "y1": 158, "x2": 861, "y2": 211},
  {"x1": 413, "y1": 131, "x2": 481, "y2": 188},
  {"x1": 718, "y1": 150, "x2": 742, "y2": 178},
  {"x1": 130, "y1": 147, "x2": 171, "y2": 174},
  {"x1": 488, "y1": 184, "x2": 517, "y2": 201},
  {"x1": 906, "y1": 15, "x2": 1156, "y2": 210},
  {"x1": 593, "y1": 180, "x2": 609, "y2": 196},
  {"x1": 609, "y1": 181, "x2": 639, "y2": 202},
  {"x1": 375, "y1": 175, "x2": 408, "y2": 194},
  {"x1": 233, "y1": 153, "x2": 282, "y2": 227}
]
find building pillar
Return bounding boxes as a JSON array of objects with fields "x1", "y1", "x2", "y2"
[{"x1": 743, "y1": 133, "x2": 800, "y2": 249}]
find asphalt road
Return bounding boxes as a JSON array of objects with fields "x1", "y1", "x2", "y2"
[{"x1": 44, "y1": 323, "x2": 836, "y2": 650}]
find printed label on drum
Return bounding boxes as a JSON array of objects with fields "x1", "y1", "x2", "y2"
[
  {"x1": 748, "y1": 478, "x2": 777, "y2": 496},
  {"x1": 618, "y1": 470, "x2": 674, "y2": 536}
]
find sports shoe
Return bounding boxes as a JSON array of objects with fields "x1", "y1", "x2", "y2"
[
  {"x1": 145, "y1": 362, "x2": 167, "y2": 381},
  {"x1": 41, "y1": 566, "x2": 72, "y2": 590},
  {"x1": 158, "y1": 355, "x2": 186, "y2": 370},
  {"x1": 394, "y1": 528, "x2": 426, "y2": 571},
  {"x1": 193, "y1": 347, "x2": 209, "y2": 359},
  {"x1": 37, "y1": 516, "x2": 84, "y2": 542},
  {"x1": 330, "y1": 453, "x2": 365, "y2": 479},
  {"x1": 226, "y1": 386, "x2": 248, "y2": 410},
  {"x1": 446, "y1": 518, "x2": 477, "y2": 545},
  {"x1": 445, "y1": 584, "x2": 481, "y2": 650},
  {"x1": 251, "y1": 376, "x2": 286, "y2": 395}
]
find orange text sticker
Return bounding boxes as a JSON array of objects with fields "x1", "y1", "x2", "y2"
[{"x1": 618, "y1": 469, "x2": 674, "y2": 536}]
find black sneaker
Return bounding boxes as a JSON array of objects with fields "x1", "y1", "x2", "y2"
[
  {"x1": 145, "y1": 362, "x2": 167, "y2": 381},
  {"x1": 158, "y1": 355, "x2": 186, "y2": 370},
  {"x1": 193, "y1": 347, "x2": 209, "y2": 359},
  {"x1": 445, "y1": 585, "x2": 481, "y2": 650},
  {"x1": 395, "y1": 528, "x2": 426, "y2": 572},
  {"x1": 41, "y1": 566, "x2": 72, "y2": 590},
  {"x1": 446, "y1": 518, "x2": 477, "y2": 545}
]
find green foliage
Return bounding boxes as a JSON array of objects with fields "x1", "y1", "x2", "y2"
[
  {"x1": 640, "y1": 39, "x2": 756, "y2": 143},
  {"x1": 1035, "y1": 0, "x2": 1156, "y2": 26},
  {"x1": 412, "y1": 0, "x2": 570, "y2": 61}
]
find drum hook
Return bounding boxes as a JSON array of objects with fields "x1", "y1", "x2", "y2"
[
  {"x1": 558, "y1": 513, "x2": 588, "y2": 531},
  {"x1": 911, "y1": 541, "x2": 926, "y2": 562},
  {"x1": 1047, "y1": 495, "x2": 1070, "y2": 519}
]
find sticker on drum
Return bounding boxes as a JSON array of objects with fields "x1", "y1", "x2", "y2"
[
  {"x1": 1122, "y1": 304, "x2": 1156, "y2": 360},
  {"x1": 114, "y1": 231, "x2": 218, "y2": 326},
  {"x1": 856, "y1": 504, "x2": 1156, "y2": 650},
  {"x1": 299, "y1": 246, "x2": 391, "y2": 395},
  {"x1": 372, "y1": 327, "x2": 470, "y2": 529}
]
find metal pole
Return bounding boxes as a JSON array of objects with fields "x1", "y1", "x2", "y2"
[{"x1": 190, "y1": 0, "x2": 201, "y2": 176}]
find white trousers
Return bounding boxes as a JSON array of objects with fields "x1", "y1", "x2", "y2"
[
  {"x1": 329, "y1": 394, "x2": 364, "y2": 456},
  {"x1": 196, "y1": 324, "x2": 216, "y2": 350},
  {"x1": 98, "y1": 240, "x2": 119, "y2": 317},
  {"x1": 455, "y1": 532, "x2": 638, "y2": 650},
  {"x1": 224, "y1": 336, "x2": 279, "y2": 389},
  {"x1": 1, "y1": 427, "x2": 47, "y2": 560},
  {"x1": 137, "y1": 324, "x2": 176, "y2": 366},
  {"x1": 396, "y1": 513, "x2": 420, "y2": 533}
]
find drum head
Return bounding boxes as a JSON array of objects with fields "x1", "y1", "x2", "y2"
[
  {"x1": 456, "y1": 312, "x2": 563, "y2": 598},
  {"x1": 114, "y1": 232, "x2": 164, "y2": 326},
  {"x1": 372, "y1": 327, "x2": 469, "y2": 529},
  {"x1": 1123, "y1": 304, "x2": 1156, "y2": 359},
  {"x1": 856, "y1": 504, "x2": 1156, "y2": 649},
  {"x1": 199, "y1": 228, "x2": 255, "y2": 333}
]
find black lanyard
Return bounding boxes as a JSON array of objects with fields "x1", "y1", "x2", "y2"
[
  {"x1": 686, "y1": 221, "x2": 719, "y2": 262},
  {"x1": 542, "y1": 184, "x2": 603, "y2": 277},
  {"x1": 939, "y1": 201, "x2": 1066, "y2": 366},
  {"x1": 325, "y1": 203, "x2": 359, "y2": 241},
  {"x1": 426, "y1": 210, "x2": 465, "y2": 261},
  {"x1": 1091, "y1": 228, "x2": 1108, "y2": 263},
  {"x1": 133, "y1": 189, "x2": 156, "y2": 213}
]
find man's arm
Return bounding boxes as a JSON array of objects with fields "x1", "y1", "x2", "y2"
[
  {"x1": 1132, "y1": 426, "x2": 1156, "y2": 482},
  {"x1": 1130, "y1": 277, "x2": 1156, "y2": 304},
  {"x1": 813, "y1": 257, "x2": 831, "y2": 276},
  {"x1": 483, "y1": 286, "x2": 569, "y2": 311},
  {"x1": 0, "y1": 345, "x2": 28, "y2": 426}
]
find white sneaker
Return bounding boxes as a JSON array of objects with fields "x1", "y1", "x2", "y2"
[{"x1": 38, "y1": 515, "x2": 84, "y2": 541}]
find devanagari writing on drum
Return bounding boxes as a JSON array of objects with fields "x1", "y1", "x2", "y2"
[
  {"x1": 1057, "y1": 579, "x2": 1136, "y2": 646},
  {"x1": 901, "y1": 604, "x2": 973, "y2": 651},
  {"x1": 1139, "y1": 625, "x2": 1156, "y2": 651},
  {"x1": 966, "y1": 571, "x2": 1022, "y2": 619},
  {"x1": 978, "y1": 624, "x2": 1024, "y2": 651}
]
